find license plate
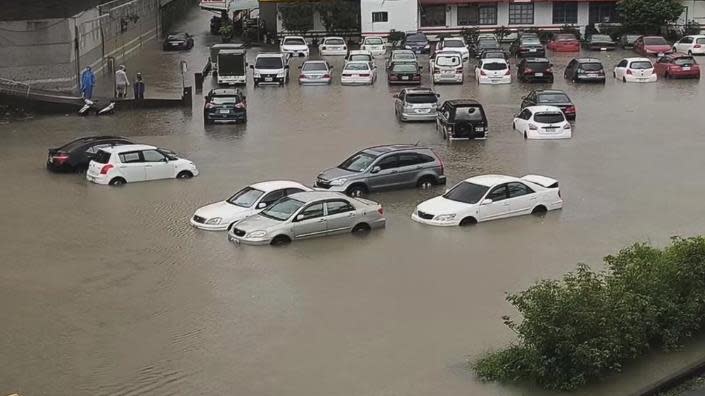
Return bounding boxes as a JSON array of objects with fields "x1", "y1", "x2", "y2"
[
  {"x1": 535, "y1": 73, "x2": 543, "y2": 77},
  {"x1": 588, "y1": 73, "x2": 598, "y2": 77},
  {"x1": 658, "y1": 52, "x2": 665, "y2": 57},
  {"x1": 219, "y1": 109, "x2": 229, "y2": 114},
  {"x1": 475, "y1": 127, "x2": 484, "y2": 132},
  {"x1": 600, "y1": 47, "x2": 607, "y2": 51},
  {"x1": 264, "y1": 77, "x2": 273, "y2": 82},
  {"x1": 416, "y1": 108, "x2": 430, "y2": 113},
  {"x1": 310, "y1": 75, "x2": 321, "y2": 79},
  {"x1": 402, "y1": 76, "x2": 409, "y2": 80},
  {"x1": 529, "y1": 49, "x2": 536, "y2": 52},
  {"x1": 683, "y1": 67, "x2": 691, "y2": 71}
]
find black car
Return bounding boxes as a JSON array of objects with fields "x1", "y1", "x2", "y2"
[
  {"x1": 510, "y1": 37, "x2": 546, "y2": 58},
  {"x1": 584, "y1": 34, "x2": 616, "y2": 51},
  {"x1": 387, "y1": 61, "x2": 421, "y2": 84},
  {"x1": 163, "y1": 33, "x2": 194, "y2": 51},
  {"x1": 520, "y1": 89, "x2": 576, "y2": 120},
  {"x1": 564, "y1": 58, "x2": 606, "y2": 83},
  {"x1": 479, "y1": 49, "x2": 509, "y2": 61},
  {"x1": 402, "y1": 32, "x2": 430, "y2": 54},
  {"x1": 517, "y1": 58, "x2": 553, "y2": 83},
  {"x1": 436, "y1": 99, "x2": 488, "y2": 140},
  {"x1": 472, "y1": 38, "x2": 500, "y2": 57},
  {"x1": 47, "y1": 136, "x2": 132, "y2": 172},
  {"x1": 204, "y1": 88, "x2": 247, "y2": 124}
]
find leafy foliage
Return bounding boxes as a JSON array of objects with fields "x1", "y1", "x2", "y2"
[
  {"x1": 474, "y1": 237, "x2": 705, "y2": 391},
  {"x1": 316, "y1": 0, "x2": 359, "y2": 32},
  {"x1": 278, "y1": 3, "x2": 315, "y2": 34},
  {"x1": 618, "y1": 0, "x2": 684, "y2": 34},
  {"x1": 461, "y1": 27, "x2": 479, "y2": 45}
]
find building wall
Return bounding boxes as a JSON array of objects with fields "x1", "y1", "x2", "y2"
[{"x1": 361, "y1": 0, "x2": 418, "y2": 36}]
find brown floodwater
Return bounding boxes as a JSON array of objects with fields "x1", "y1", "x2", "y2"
[{"x1": 2, "y1": 8, "x2": 705, "y2": 396}]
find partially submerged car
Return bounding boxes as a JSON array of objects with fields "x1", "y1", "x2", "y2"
[
  {"x1": 654, "y1": 54, "x2": 700, "y2": 79},
  {"x1": 634, "y1": 36, "x2": 673, "y2": 57},
  {"x1": 47, "y1": 136, "x2": 132, "y2": 172},
  {"x1": 436, "y1": 99, "x2": 488, "y2": 140},
  {"x1": 393, "y1": 87, "x2": 440, "y2": 122},
  {"x1": 547, "y1": 33, "x2": 580, "y2": 52},
  {"x1": 513, "y1": 106, "x2": 572, "y2": 139},
  {"x1": 341, "y1": 61, "x2": 376, "y2": 85},
  {"x1": 475, "y1": 59, "x2": 511, "y2": 84},
  {"x1": 345, "y1": 50, "x2": 373, "y2": 64},
  {"x1": 517, "y1": 58, "x2": 554, "y2": 83},
  {"x1": 163, "y1": 32, "x2": 194, "y2": 51},
  {"x1": 361, "y1": 36, "x2": 386, "y2": 56},
  {"x1": 584, "y1": 34, "x2": 616, "y2": 51},
  {"x1": 251, "y1": 53, "x2": 289, "y2": 86},
  {"x1": 203, "y1": 88, "x2": 247, "y2": 124},
  {"x1": 436, "y1": 37, "x2": 469, "y2": 61},
  {"x1": 520, "y1": 89, "x2": 576, "y2": 120},
  {"x1": 319, "y1": 36, "x2": 347, "y2": 56},
  {"x1": 430, "y1": 50, "x2": 464, "y2": 84},
  {"x1": 402, "y1": 32, "x2": 430, "y2": 54},
  {"x1": 387, "y1": 61, "x2": 421, "y2": 84},
  {"x1": 386, "y1": 49, "x2": 416, "y2": 70},
  {"x1": 298, "y1": 60, "x2": 333, "y2": 85},
  {"x1": 564, "y1": 58, "x2": 606, "y2": 83},
  {"x1": 510, "y1": 37, "x2": 546, "y2": 58},
  {"x1": 613, "y1": 57, "x2": 657, "y2": 83},
  {"x1": 280, "y1": 36, "x2": 309, "y2": 57}
]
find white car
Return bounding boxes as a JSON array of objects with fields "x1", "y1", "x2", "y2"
[
  {"x1": 319, "y1": 36, "x2": 348, "y2": 56},
  {"x1": 361, "y1": 36, "x2": 386, "y2": 56},
  {"x1": 191, "y1": 181, "x2": 311, "y2": 231},
  {"x1": 341, "y1": 61, "x2": 376, "y2": 85},
  {"x1": 475, "y1": 59, "x2": 511, "y2": 84},
  {"x1": 614, "y1": 57, "x2": 657, "y2": 83},
  {"x1": 411, "y1": 174, "x2": 562, "y2": 226},
  {"x1": 437, "y1": 37, "x2": 470, "y2": 61},
  {"x1": 251, "y1": 53, "x2": 289, "y2": 86},
  {"x1": 513, "y1": 106, "x2": 572, "y2": 140},
  {"x1": 430, "y1": 50, "x2": 464, "y2": 84},
  {"x1": 672, "y1": 35, "x2": 705, "y2": 55},
  {"x1": 345, "y1": 50, "x2": 373, "y2": 64},
  {"x1": 86, "y1": 144, "x2": 198, "y2": 186},
  {"x1": 280, "y1": 36, "x2": 309, "y2": 58}
]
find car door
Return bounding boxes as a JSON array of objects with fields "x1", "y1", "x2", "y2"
[
  {"x1": 142, "y1": 149, "x2": 174, "y2": 180},
  {"x1": 367, "y1": 154, "x2": 401, "y2": 190},
  {"x1": 514, "y1": 109, "x2": 531, "y2": 131},
  {"x1": 478, "y1": 184, "x2": 511, "y2": 221},
  {"x1": 395, "y1": 91, "x2": 404, "y2": 114},
  {"x1": 396, "y1": 153, "x2": 425, "y2": 187},
  {"x1": 436, "y1": 103, "x2": 449, "y2": 133},
  {"x1": 117, "y1": 151, "x2": 146, "y2": 182},
  {"x1": 565, "y1": 60, "x2": 575, "y2": 79},
  {"x1": 615, "y1": 60, "x2": 627, "y2": 78},
  {"x1": 324, "y1": 200, "x2": 357, "y2": 234},
  {"x1": 292, "y1": 202, "x2": 327, "y2": 239},
  {"x1": 506, "y1": 182, "x2": 536, "y2": 216}
]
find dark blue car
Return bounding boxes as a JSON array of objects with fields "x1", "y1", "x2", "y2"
[{"x1": 402, "y1": 32, "x2": 430, "y2": 54}]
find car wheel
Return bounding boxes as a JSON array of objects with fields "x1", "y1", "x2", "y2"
[
  {"x1": 109, "y1": 177, "x2": 126, "y2": 186},
  {"x1": 531, "y1": 205, "x2": 548, "y2": 215},
  {"x1": 623, "y1": 76, "x2": 627, "y2": 83},
  {"x1": 270, "y1": 235, "x2": 291, "y2": 246},
  {"x1": 613, "y1": 71, "x2": 616, "y2": 78},
  {"x1": 512, "y1": 122, "x2": 516, "y2": 130},
  {"x1": 352, "y1": 223, "x2": 371, "y2": 234},
  {"x1": 177, "y1": 171, "x2": 193, "y2": 179},
  {"x1": 346, "y1": 184, "x2": 367, "y2": 198},
  {"x1": 459, "y1": 217, "x2": 477, "y2": 226},
  {"x1": 417, "y1": 176, "x2": 435, "y2": 189},
  {"x1": 524, "y1": 131, "x2": 528, "y2": 140}
]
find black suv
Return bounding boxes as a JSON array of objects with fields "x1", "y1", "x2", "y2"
[
  {"x1": 517, "y1": 58, "x2": 554, "y2": 83},
  {"x1": 402, "y1": 32, "x2": 430, "y2": 54},
  {"x1": 436, "y1": 99, "x2": 489, "y2": 140},
  {"x1": 47, "y1": 136, "x2": 132, "y2": 172},
  {"x1": 204, "y1": 88, "x2": 247, "y2": 124},
  {"x1": 520, "y1": 89, "x2": 576, "y2": 120},
  {"x1": 564, "y1": 58, "x2": 606, "y2": 83}
]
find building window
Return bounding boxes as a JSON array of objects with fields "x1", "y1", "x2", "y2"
[
  {"x1": 508, "y1": 3, "x2": 534, "y2": 25},
  {"x1": 372, "y1": 11, "x2": 388, "y2": 23},
  {"x1": 457, "y1": 3, "x2": 497, "y2": 26},
  {"x1": 552, "y1": 2, "x2": 578, "y2": 24},
  {"x1": 420, "y1": 5, "x2": 446, "y2": 27},
  {"x1": 589, "y1": 2, "x2": 618, "y2": 24}
]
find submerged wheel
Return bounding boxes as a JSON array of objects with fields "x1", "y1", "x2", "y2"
[
  {"x1": 109, "y1": 177, "x2": 126, "y2": 186},
  {"x1": 352, "y1": 223, "x2": 371, "y2": 233},
  {"x1": 417, "y1": 176, "x2": 435, "y2": 189},
  {"x1": 270, "y1": 235, "x2": 291, "y2": 246},
  {"x1": 177, "y1": 171, "x2": 193, "y2": 179},
  {"x1": 346, "y1": 184, "x2": 367, "y2": 198},
  {"x1": 459, "y1": 217, "x2": 477, "y2": 226},
  {"x1": 531, "y1": 205, "x2": 548, "y2": 215}
]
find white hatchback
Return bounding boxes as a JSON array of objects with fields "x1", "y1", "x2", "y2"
[
  {"x1": 86, "y1": 144, "x2": 198, "y2": 186},
  {"x1": 361, "y1": 36, "x2": 386, "y2": 56},
  {"x1": 191, "y1": 181, "x2": 311, "y2": 231},
  {"x1": 437, "y1": 37, "x2": 470, "y2": 61},
  {"x1": 320, "y1": 36, "x2": 348, "y2": 56},
  {"x1": 476, "y1": 59, "x2": 511, "y2": 84},
  {"x1": 513, "y1": 106, "x2": 572, "y2": 140},
  {"x1": 673, "y1": 35, "x2": 705, "y2": 55},
  {"x1": 341, "y1": 61, "x2": 376, "y2": 85},
  {"x1": 614, "y1": 57, "x2": 657, "y2": 83}
]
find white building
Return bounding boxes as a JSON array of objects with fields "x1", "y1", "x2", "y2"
[{"x1": 361, "y1": 0, "x2": 418, "y2": 36}]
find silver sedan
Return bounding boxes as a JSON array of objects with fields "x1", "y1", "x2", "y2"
[
  {"x1": 298, "y1": 60, "x2": 332, "y2": 85},
  {"x1": 227, "y1": 191, "x2": 386, "y2": 246}
]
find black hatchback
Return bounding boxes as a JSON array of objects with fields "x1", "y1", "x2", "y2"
[
  {"x1": 436, "y1": 99, "x2": 488, "y2": 140},
  {"x1": 163, "y1": 33, "x2": 194, "y2": 51},
  {"x1": 564, "y1": 58, "x2": 606, "y2": 83},
  {"x1": 204, "y1": 88, "x2": 247, "y2": 124},
  {"x1": 47, "y1": 136, "x2": 132, "y2": 172},
  {"x1": 517, "y1": 58, "x2": 554, "y2": 83},
  {"x1": 521, "y1": 89, "x2": 576, "y2": 120}
]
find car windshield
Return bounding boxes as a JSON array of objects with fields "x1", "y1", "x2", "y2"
[
  {"x1": 94, "y1": 150, "x2": 111, "y2": 164},
  {"x1": 455, "y1": 106, "x2": 484, "y2": 122},
  {"x1": 534, "y1": 112, "x2": 565, "y2": 124},
  {"x1": 478, "y1": 40, "x2": 497, "y2": 48},
  {"x1": 260, "y1": 197, "x2": 305, "y2": 221},
  {"x1": 284, "y1": 38, "x2": 306, "y2": 46},
  {"x1": 591, "y1": 35, "x2": 612, "y2": 41},
  {"x1": 406, "y1": 34, "x2": 426, "y2": 43},
  {"x1": 675, "y1": 57, "x2": 696, "y2": 66},
  {"x1": 303, "y1": 62, "x2": 328, "y2": 71},
  {"x1": 555, "y1": 34, "x2": 576, "y2": 41},
  {"x1": 211, "y1": 96, "x2": 241, "y2": 104},
  {"x1": 644, "y1": 37, "x2": 667, "y2": 45},
  {"x1": 350, "y1": 54, "x2": 372, "y2": 62},
  {"x1": 580, "y1": 62, "x2": 603, "y2": 71},
  {"x1": 406, "y1": 94, "x2": 438, "y2": 104},
  {"x1": 538, "y1": 93, "x2": 571, "y2": 103},
  {"x1": 444, "y1": 40, "x2": 464, "y2": 47},
  {"x1": 630, "y1": 61, "x2": 653, "y2": 69},
  {"x1": 443, "y1": 182, "x2": 489, "y2": 204},
  {"x1": 436, "y1": 56, "x2": 460, "y2": 66},
  {"x1": 366, "y1": 38, "x2": 383, "y2": 45},
  {"x1": 392, "y1": 63, "x2": 417, "y2": 73},
  {"x1": 168, "y1": 33, "x2": 187, "y2": 40},
  {"x1": 344, "y1": 63, "x2": 369, "y2": 71},
  {"x1": 339, "y1": 151, "x2": 377, "y2": 172},
  {"x1": 255, "y1": 57, "x2": 283, "y2": 68},
  {"x1": 483, "y1": 62, "x2": 507, "y2": 70},
  {"x1": 325, "y1": 38, "x2": 344, "y2": 45},
  {"x1": 393, "y1": 52, "x2": 416, "y2": 60},
  {"x1": 227, "y1": 187, "x2": 264, "y2": 207},
  {"x1": 526, "y1": 61, "x2": 550, "y2": 70}
]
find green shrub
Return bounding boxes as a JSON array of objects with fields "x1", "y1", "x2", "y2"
[{"x1": 474, "y1": 237, "x2": 705, "y2": 391}]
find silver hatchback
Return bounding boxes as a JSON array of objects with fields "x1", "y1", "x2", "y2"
[
  {"x1": 227, "y1": 191, "x2": 386, "y2": 246},
  {"x1": 393, "y1": 88, "x2": 440, "y2": 122}
]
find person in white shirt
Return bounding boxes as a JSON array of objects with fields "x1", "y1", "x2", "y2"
[{"x1": 115, "y1": 65, "x2": 130, "y2": 98}]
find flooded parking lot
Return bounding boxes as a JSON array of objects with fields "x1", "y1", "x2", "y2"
[{"x1": 2, "y1": 9, "x2": 705, "y2": 396}]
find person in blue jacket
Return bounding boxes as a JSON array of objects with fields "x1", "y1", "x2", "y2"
[{"x1": 80, "y1": 66, "x2": 96, "y2": 99}]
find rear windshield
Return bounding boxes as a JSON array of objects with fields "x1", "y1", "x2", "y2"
[
  {"x1": 579, "y1": 62, "x2": 603, "y2": 71},
  {"x1": 365, "y1": 38, "x2": 383, "y2": 45},
  {"x1": 591, "y1": 35, "x2": 612, "y2": 41},
  {"x1": 255, "y1": 57, "x2": 283, "y2": 68},
  {"x1": 443, "y1": 182, "x2": 489, "y2": 204},
  {"x1": 526, "y1": 62, "x2": 550, "y2": 70},
  {"x1": 522, "y1": 38, "x2": 541, "y2": 45},
  {"x1": 349, "y1": 54, "x2": 372, "y2": 62},
  {"x1": 444, "y1": 39, "x2": 465, "y2": 47},
  {"x1": 406, "y1": 34, "x2": 426, "y2": 43},
  {"x1": 303, "y1": 62, "x2": 328, "y2": 71},
  {"x1": 538, "y1": 93, "x2": 571, "y2": 104},
  {"x1": 345, "y1": 63, "x2": 369, "y2": 71},
  {"x1": 534, "y1": 112, "x2": 565, "y2": 124},
  {"x1": 483, "y1": 62, "x2": 507, "y2": 70},
  {"x1": 394, "y1": 52, "x2": 416, "y2": 60},
  {"x1": 436, "y1": 56, "x2": 460, "y2": 66},
  {"x1": 630, "y1": 61, "x2": 653, "y2": 69},
  {"x1": 168, "y1": 34, "x2": 187, "y2": 40},
  {"x1": 284, "y1": 38, "x2": 306, "y2": 46},
  {"x1": 393, "y1": 63, "x2": 418, "y2": 73},
  {"x1": 212, "y1": 96, "x2": 241, "y2": 104},
  {"x1": 644, "y1": 37, "x2": 667, "y2": 45},
  {"x1": 478, "y1": 39, "x2": 498, "y2": 48},
  {"x1": 324, "y1": 38, "x2": 344, "y2": 45},
  {"x1": 674, "y1": 57, "x2": 696, "y2": 66},
  {"x1": 483, "y1": 51, "x2": 505, "y2": 59},
  {"x1": 94, "y1": 150, "x2": 111, "y2": 164},
  {"x1": 455, "y1": 106, "x2": 484, "y2": 122},
  {"x1": 555, "y1": 34, "x2": 576, "y2": 41},
  {"x1": 406, "y1": 94, "x2": 438, "y2": 104}
]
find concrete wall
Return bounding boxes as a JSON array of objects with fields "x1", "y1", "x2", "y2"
[{"x1": 361, "y1": 0, "x2": 418, "y2": 36}]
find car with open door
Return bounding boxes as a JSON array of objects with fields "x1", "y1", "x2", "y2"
[
  {"x1": 436, "y1": 99, "x2": 488, "y2": 140},
  {"x1": 513, "y1": 106, "x2": 572, "y2": 139}
]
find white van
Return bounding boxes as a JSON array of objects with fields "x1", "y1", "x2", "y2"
[{"x1": 250, "y1": 53, "x2": 290, "y2": 86}]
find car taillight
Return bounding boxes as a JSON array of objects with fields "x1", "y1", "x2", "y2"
[
  {"x1": 431, "y1": 149, "x2": 444, "y2": 174},
  {"x1": 626, "y1": 69, "x2": 633, "y2": 75},
  {"x1": 320, "y1": 46, "x2": 326, "y2": 50},
  {"x1": 558, "y1": 190, "x2": 561, "y2": 198},
  {"x1": 52, "y1": 153, "x2": 70, "y2": 163},
  {"x1": 455, "y1": 68, "x2": 462, "y2": 74},
  {"x1": 378, "y1": 207, "x2": 384, "y2": 215},
  {"x1": 389, "y1": 75, "x2": 398, "y2": 80},
  {"x1": 433, "y1": 67, "x2": 439, "y2": 74},
  {"x1": 505, "y1": 69, "x2": 511, "y2": 75},
  {"x1": 323, "y1": 73, "x2": 330, "y2": 78},
  {"x1": 545, "y1": 68, "x2": 552, "y2": 73},
  {"x1": 565, "y1": 105, "x2": 576, "y2": 114},
  {"x1": 100, "y1": 164, "x2": 113, "y2": 175},
  {"x1": 563, "y1": 123, "x2": 571, "y2": 129},
  {"x1": 528, "y1": 123, "x2": 538, "y2": 130},
  {"x1": 235, "y1": 102, "x2": 246, "y2": 109},
  {"x1": 695, "y1": 44, "x2": 702, "y2": 48},
  {"x1": 343, "y1": 46, "x2": 347, "y2": 50},
  {"x1": 413, "y1": 74, "x2": 420, "y2": 80},
  {"x1": 480, "y1": 70, "x2": 486, "y2": 76}
]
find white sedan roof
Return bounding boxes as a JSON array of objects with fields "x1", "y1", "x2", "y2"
[
  {"x1": 348, "y1": 50, "x2": 372, "y2": 56},
  {"x1": 323, "y1": 36, "x2": 344, "y2": 41},
  {"x1": 344, "y1": 61, "x2": 371, "y2": 68},
  {"x1": 103, "y1": 144, "x2": 156, "y2": 153},
  {"x1": 464, "y1": 174, "x2": 522, "y2": 187},
  {"x1": 249, "y1": 180, "x2": 309, "y2": 192}
]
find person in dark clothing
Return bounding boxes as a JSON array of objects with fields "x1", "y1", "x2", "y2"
[{"x1": 133, "y1": 73, "x2": 145, "y2": 100}]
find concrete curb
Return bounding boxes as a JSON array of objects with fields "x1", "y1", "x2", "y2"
[{"x1": 631, "y1": 355, "x2": 705, "y2": 396}]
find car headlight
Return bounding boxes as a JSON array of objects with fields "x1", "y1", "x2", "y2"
[
  {"x1": 206, "y1": 217, "x2": 222, "y2": 225},
  {"x1": 434, "y1": 214, "x2": 456, "y2": 221},
  {"x1": 330, "y1": 178, "x2": 347, "y2": 186},
  {"x1": 405, "y1": 45, "x2": 411, "y2": 50},
  {"x1": 246, "y1": 230, "x2": 267, "y2": 238},
  {"x1": 424, "y1": 44, "x2": 430, "y2": 49},
  {"x1": 253, "y1": 72, "x2": 261, "y2": 78},
  {"x1": 277, "y1": 71, "x2": 285, "y2": 77}
]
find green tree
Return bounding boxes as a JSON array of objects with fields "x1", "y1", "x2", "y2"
[
  {"x1": 316, "y1": 0, "x2": 360, "y2": 33},
  {"x1": 278, "y1": 3, "x2": 315, "y2": 34},
  {"x1": 619, "y1": 0, "x2": 684, "y2": 34}
]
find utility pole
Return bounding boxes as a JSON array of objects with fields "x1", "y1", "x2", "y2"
[{"x1": 74, "y1": 23, "x2": 81, "y2": 93}]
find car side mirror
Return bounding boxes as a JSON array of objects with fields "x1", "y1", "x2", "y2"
[
  {"x1": 249, "y1": 65, "x2": 254, "y2": 69},
  {"x1": 257, "y1": 202, "x2": 267, "y2": 209},
  {"x1": 371, "y1": 166, "x2": 381, "y2": 174},
  {"x1": 481, "y1": 199, "x2": 493, "y2": 205},
  {"x1": 162, "y1": 157, "x2": 169, "y2": 162},
  {"x1": 285, "y1": 65, "x2": 290, "y2": 69},
  {"x1": 295, "y1": 214, "x2": 305, "y2": 222}
]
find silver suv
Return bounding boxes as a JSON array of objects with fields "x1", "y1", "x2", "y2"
[
  {"x1": 315, "y1": 144, "x2": 446, "y2": 196},
  {"x1": 394, "y1": 88, "x2": 440, "y2": 122}
]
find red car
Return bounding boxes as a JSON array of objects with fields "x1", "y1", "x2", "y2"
[
  {"x1": 654, "y1": 54, "x2": 700, "y2": 79},
  {"x1": 547, "y1": 33, "x2": 581, "y2": 52},
  {"x1": 634, "y1": 36, "x2": 673, "y2": 57}
]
